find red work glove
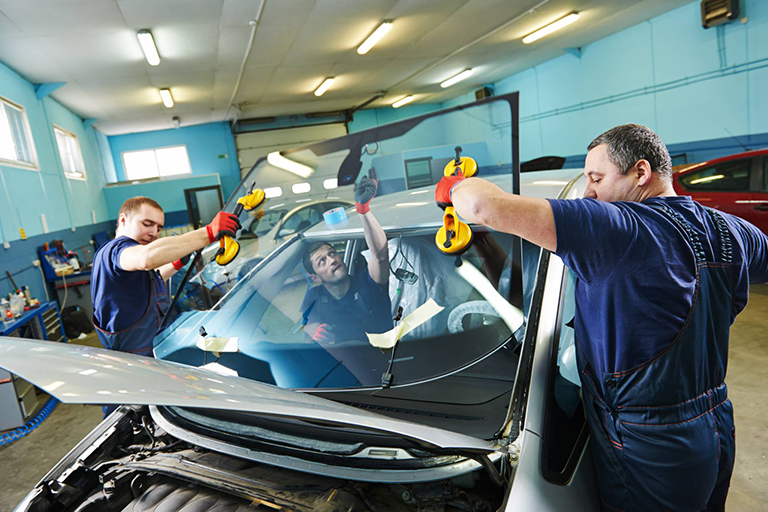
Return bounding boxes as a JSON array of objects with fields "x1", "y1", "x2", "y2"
[
  {"x1": 172, "y1": 254, "x2": 191, "y2": 270},
  {"x1": 312, "y1": 323, "x2": 334, "y2": 343},
  {"x1": 206, "y1": 212, "x2": 241, "y2": 243},
  {"x1": 355, "y1": 167, "x2": 378, "y2": 214},
  {"x1": 435, "y1": 173, "x2": 465, "y2": 210}
]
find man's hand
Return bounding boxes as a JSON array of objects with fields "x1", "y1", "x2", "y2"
[
  {"x1": 206, "y1": 212, "x2": 241, "y2": 243},
  {"x1": 435, "y1": 173, "x2": 465, "y2": 209},
  {"x1": 355, "y1": 167, "x2": 378, "y2": 214},
  {"x1": 312, "y1": 323, "x2": 334, "y2": 343},
  {"x1": 172, "y1": 253, "x2": 191, "y2": 271}
]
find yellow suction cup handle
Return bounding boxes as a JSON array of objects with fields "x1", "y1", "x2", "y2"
[
  {"x1": 214, "y1": 236, "x2": 241, "y2": 266},
  {"x1": 443, "y1": 156, "x2": 478, "y2": 178},
  {"x1": 238, "y1": 189, "x2": 266, "y2": 211},
  {"x1": 435, "y1": 207, "x2": 473, "y2": 255}
]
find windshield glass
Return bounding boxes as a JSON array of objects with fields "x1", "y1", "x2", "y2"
[{"x1": 157, "y1": 94, "x2": 536, "y2": 395}]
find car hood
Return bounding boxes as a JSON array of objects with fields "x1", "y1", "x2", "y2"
[{"x1": 0, "y1": 338, "x2": 503, "y2": 454}]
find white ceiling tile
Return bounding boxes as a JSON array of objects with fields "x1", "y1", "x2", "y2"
[
  {"x1": 217, "y1": 27, "x2": 253, "y2": 71},
  {"x1": 280, "y1": 22, "x2": 363, "y2": 66},
  {"x1": 245, "y1": 21, "x2": 304, "y2": 68},
  {"x1": 146, "y1": 25, "x2": 220, "y2": 74},
  {"x1": 116, "y1": 0, "x2": 224, "y2": 28},
  {"x1": 0, "y1": 0, "x2": 125, "y2": 36},
  {"x1": 0, "y1": 37, "x2": 72, "y2": 84},
  {"x1": 308, "y1": 0, "x2": 398, "y2": 23},
  {"x1": 0, "y1": 8, "x2": 23, "y2": 37},
  {"x1": 259, "y1": 0, "x2": 316, "y2": 26}
]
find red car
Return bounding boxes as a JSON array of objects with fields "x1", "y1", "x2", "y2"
[{"x1": 672, "y1": 148, "x2": 768, "y2": 234}]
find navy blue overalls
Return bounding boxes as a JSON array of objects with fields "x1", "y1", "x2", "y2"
[
  {"x1": 577, "y1": 205, "x2": 736, "y2": 512},
  {"x1": 95, "y1": 270, "x2": 170, "y2": 416}
]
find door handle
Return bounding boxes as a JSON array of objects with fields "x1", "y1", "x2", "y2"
[{"x1": 754, "y1": 205, "x2": 768, "y2": 211}]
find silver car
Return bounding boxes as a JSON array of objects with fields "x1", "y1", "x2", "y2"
[{"x1": 2, "y1": 93, "x2": 600, "y2": 511}]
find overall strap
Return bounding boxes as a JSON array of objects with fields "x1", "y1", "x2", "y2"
[
  {"x1": 651, "y1": 203, "x2": 706, "y2": 265},
  {"x1": 703, "y1": 207, "x2": 733, "y2": 264}
]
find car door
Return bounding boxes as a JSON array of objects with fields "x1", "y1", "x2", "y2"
[
  {"x1": 678, "y1": 157, "x2": 754, "y2": 221},
  {"x1": 751, "y1": 155, "x2": 768, "y2": 234}
]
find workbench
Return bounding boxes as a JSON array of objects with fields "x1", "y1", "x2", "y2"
[{"x1": 0, "y1": 301, "x2": 67, "y2": 431}]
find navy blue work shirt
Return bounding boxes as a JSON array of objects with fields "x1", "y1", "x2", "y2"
[
  {"x1": 548, "y1": 195, "x2": 768, "y2": 378},
  {"x1": 91, "y1": 236, "x2": 166, "y2": 332},
  {"x1": 300, "y1": 268, "x2": 393, "y2": 342}
]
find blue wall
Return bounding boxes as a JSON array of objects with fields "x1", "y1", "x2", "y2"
[
  {"x1": 108, "y1": 122, "x2": 241, "y2": 202},
  {"x1": 442, "y1": 0, "x2": 768, "y2": 165},
  {"x1": 0, "y1": 60, "x2": 113, "y2": 302}
]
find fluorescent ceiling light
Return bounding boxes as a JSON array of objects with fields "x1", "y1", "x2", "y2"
[
  {"x1": 323, "y1": 178, "x2": 338, "y2": 189},
  {"x1": 440, "y1": 69, "x2": 473, "y2": 88},
  {"x1": 263, "y1": 187, "x2": 283, "y2": 198},
  {"x1": 137, "y1": 30, "x2": 160, "y2": 66},
  {"x1": 314, "y1": 77, "x2": 335, "y2": 97},
  {"x1": 532, "y1": 180, "x2": 569, "y2": 185},
  {"x1": 296, "y1": 198, "x2": 312, "y2": 203},
  {"x1": 159, "y1": 88, "x2": 174, "y2": 108},
  {"x1": 395, "y1": 202, "x2": 429, "y2": 207},
  {"x1": 268, "y1": 202, "x2": 285, "y2": 210},
  {"x1": 392, "y1": 95, "x2": 414, "y2": 108},
  {"x1": 410, "y1": 189, "x2": 431, "y2": 195},
  {"x1": 357, "y1": 21, "x2": 393, "y2": 55},
  {"x1": 292, "y1": 182, "x2": 311, "y2": 194},
  {"x1": 267, "y1": 151, "x2": 314, "y2": 178},
  {"x1": 522, "y1": 13, "x2": 580, "y2": 44},
  {"x1": 689, "y1": 174, "x2": 724, "y2": 185}
]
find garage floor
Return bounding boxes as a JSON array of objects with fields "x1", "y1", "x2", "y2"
[{"x1": 1, "y1": 286, "x2": 767, "y2": 511}]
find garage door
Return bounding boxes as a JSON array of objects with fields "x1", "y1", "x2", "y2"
[{"x1": 235, "y1": 123, "x2": 348, "y2": 178}]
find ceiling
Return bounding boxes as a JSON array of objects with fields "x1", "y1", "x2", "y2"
[{"x1": 0, "y1": 0, "x2": 692, "y2": 135}]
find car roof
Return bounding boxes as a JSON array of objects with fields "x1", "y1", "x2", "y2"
[
  {"x1": 675, "y1": 147, "x2": 768, "y2": 178},
  {"x1": 304, "y1": 168, "x2": 582, "y2": 238}
]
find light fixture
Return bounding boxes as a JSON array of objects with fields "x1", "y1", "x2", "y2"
[
  {"x1": 268, "y1": 202, "x2": 285, "y2": 210},
  {"x1": 357, "y1": 20, "x2": 393, "y2": 55},
  {"x1": 522, "y1": 12, "x2": 580, "y2": 44},
  {"x1": 172, "y1": 116, "x2": 180, "y2": 129},
  {"x1": 440, "y1": 69, "x2": 473, "y2": 88},
  {"x1": 392, "y1": 95, "x2": 414, "y2": 108},
  {"x1": 395, "y1": 202, "x2": 429, "y2": 207},
  {"x1": 267, "y1": 151, "x2": 314, "y2": 178},
  {"x1": 292, "y1": 182, "x2": 311, "y2": 194},
  {"x1": 323, "y1": 178, "x2": 338, "y2": 189},
  {"x1": 314, "y1": 77, "x2": 335, "y2": 97},
  {"x1": 159, "y1": 88, "x2": 174, "y2": 108},
  {"x1": 137, "y1": 30, "x2": 161, "y2": 66}
]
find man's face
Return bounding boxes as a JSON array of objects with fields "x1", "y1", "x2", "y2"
[
  {"x1": 309, "y1": 245, "x2": 348, "y2": 285},
  {"x1": 118, "y1": 205, "x2": 164, "y2": 245},
  {"x1": 583, "y1": 144, "x2": 639, "y2": 202}
]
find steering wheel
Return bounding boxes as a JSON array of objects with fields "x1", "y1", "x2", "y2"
[{"x1": 447, "y1": 300, "x2": 505, "y2": 334}]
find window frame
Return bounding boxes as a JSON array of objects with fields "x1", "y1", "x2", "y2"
[
  {"x1": 680, "y1": 158, "x2": 753, "y2": 192},
  {"x1": 53, "y1": 124, "x2": 87, "y2": 180},
  {"x1": 0, "y1": 95, "x2": 39, "y2": 171},
  {"x1": 121, "y1": 144, "x2": 192, "y2": 181}
]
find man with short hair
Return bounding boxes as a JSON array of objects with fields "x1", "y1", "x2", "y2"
[
  {"x1": 300, "y1": 170, "x2": 392, "y2": 344},
  {"x1": 91, "y1": 196, "x2": 240, "y2": 357},
  {"x1": 435, "y1": 124, "x2": 768, "y2": 511}
]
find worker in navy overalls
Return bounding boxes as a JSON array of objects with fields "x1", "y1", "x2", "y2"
[
  {"x1": 91, "y1": 196, "x2": 241, "y2": 416},
  {"x1": 436, "y1": 124, "x2": 768, "y2": 511},
  {"x1": 299, "y1": 170, "x2": 392, "y2": 379}
]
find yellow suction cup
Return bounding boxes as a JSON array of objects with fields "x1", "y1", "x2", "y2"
[
  {"x1": 214, "y1": 236, "x2": 241, "y2": 266},
  {"x1": 238, "y1": 188, "x2": 266, "y2": 211},
  {"x1": 435, "y1": 207, "x2": 473, "y2": 255},
  {"x1": 444, "y1": 146, "x2": 478, "y2": 178}
]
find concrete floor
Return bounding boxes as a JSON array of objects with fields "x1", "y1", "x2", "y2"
[{"x1": 1, "y1": 288, "x2": 767, "y2": 511}]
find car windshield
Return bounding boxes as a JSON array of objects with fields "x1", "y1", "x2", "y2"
[{"x1": 156, "y1": 94, "x2": 540, "y2": 429}]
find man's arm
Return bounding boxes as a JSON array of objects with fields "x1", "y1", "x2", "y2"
[
  {"x1": 158, "y1": 262, "x2": 179, "y2": 282},
  {"x1": 120, "y1": 211, "x2": 240, "y2": 272},
  {"x1": 451, "y1": 178, "x2": 557, "y2": 252},
  {"x1": 360, "y1": 211, "x2": 389, "y2": 285}
]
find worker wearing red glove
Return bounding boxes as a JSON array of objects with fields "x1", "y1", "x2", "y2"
[
  {"x1": 92, "y1": 197, "x2": 242, "y2": 415},
  {"x1": 434, "y1": 172, "x2": 466, "y2": 209}
]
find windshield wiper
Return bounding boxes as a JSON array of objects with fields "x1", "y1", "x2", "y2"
[{"x1": 380, "y1": 306, "x2": 404, "y2": 388}]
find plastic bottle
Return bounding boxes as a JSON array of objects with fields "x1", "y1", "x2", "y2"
[
  {"x1": 10, "y1": 292, "x2": 25, "y2": 317},
  {"x1": 23, "y1": 286, "x2": 32, "y2": 304}
]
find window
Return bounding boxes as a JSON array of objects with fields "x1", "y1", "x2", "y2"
[
  {"x1": 292, "y1": 182, "x2": 311, "y2": 194},
  {"x1": 122, "y1": 146, "x2": 191, "y2": 181},
  {"x1": 404, "y1": 157, "x2": 433, "y2": 189},
  {"x1": 53, "y1": 126, "x2": 85, "y2": 179},
  {"x1": 0, "y1": 97, "x2": 37, "y2": 168},
  {"x1": 681, "y1": 159, "x2": 751, "y2": 191},
  {"x1": 264, "y1": 187, "x2": 283, "y2": 198},
  {"x1": 541, "y1": 270, "x2": 588, "y2": 484}
]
